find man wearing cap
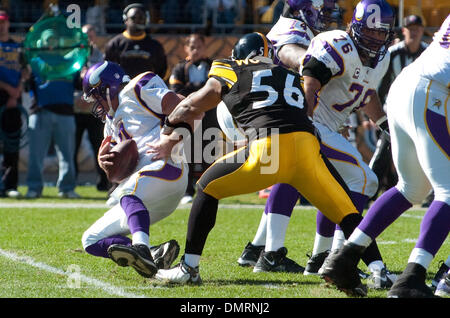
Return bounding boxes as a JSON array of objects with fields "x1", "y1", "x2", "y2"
[
  {"x1": 369, "y1": 14, "x2": 429, "y2": 202},
  {"x1": 104, "y1": 3, "x2": 167, "y2": 79},
  {"x1": 0, "y1": 8, "x2": 28, "y2": 198}
]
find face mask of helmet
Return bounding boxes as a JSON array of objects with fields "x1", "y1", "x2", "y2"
[{"x1": 350, "y1": 0, "x2": 395, "y2": 62}]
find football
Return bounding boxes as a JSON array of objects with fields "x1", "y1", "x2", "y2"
[{"x1": 105, "y1": 139, "x2": 139, "y2": 183}]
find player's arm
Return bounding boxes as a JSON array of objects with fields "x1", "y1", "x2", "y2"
[
  {"x1": 360, "y1": 93, "x2": 390, "y2": 138},
  {"x1": 277, "y1": 43, "x2": 308, "y2": 71},
  {"x1": 163, "y1": 77, "x2": 222, "y2": 133},
  {"x1": 147, "y1": 77, "x2": 222, "y2": 160},
  {"x1": 301, "y1": 56, "x2": 332, "y2": 117}
]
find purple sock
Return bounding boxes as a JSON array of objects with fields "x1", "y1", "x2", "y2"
[
  {"x1": 357, "y1": 187, "x2": 412, "y2": 240},
  {"x1": 265, "y1": 183, "x2": 300, "y2": 217},
  {"x1": 316, "y1": 211, "x2": 335, "y2": 237},
  {"x1": 415, "y1": 201, "x2": 450, "y2": 256},
  {"x1": 335, "y1": 191, "x2": 369, "y2": 231},
  {"x1": 85, "y1": 235, "x2": 132, "y2": 258},
  {"x1": 120, "y1": 195, "x2": 150, "y2": 235}
]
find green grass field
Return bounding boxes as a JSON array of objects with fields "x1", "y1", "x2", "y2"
[{"x1": 0, "y1": 186, "x2": 448, "y2": 301}]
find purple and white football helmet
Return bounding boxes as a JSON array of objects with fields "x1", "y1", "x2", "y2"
[
  {"x1": 287, "y1": 0, "x2": 339, "y2": 32},
  {"x1": 350, "y1": 0, "x2": 395, "y2": 61},
  {"x1": 82, "y1": 61, "x2": 129, "y2": 120}
]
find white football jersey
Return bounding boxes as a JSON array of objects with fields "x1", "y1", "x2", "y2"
[
  {"x1": 104, "y1": 71, "x2": 170, "y2": 162},
  {"x1": 406, "y1": 14, "x2": 450, "y2": 89},
  {"x1": 267, "y1": 16, "x2": 315, "y2": 68},
  {"x1": 301, "y1": 30, "x2": 390, "y2": 132}
]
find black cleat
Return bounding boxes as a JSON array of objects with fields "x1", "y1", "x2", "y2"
[
  {"x1": 388, "y1": 263, "x2": 437, "y2": 298},
  {"x1": 304, "y1": 250, "x2": 330, "y2": 276},
  {"x1": 253, "y1": 247, "x2": 305, "y2": 273},
  {"x1": 237, "y1": 242, "x2": 265, "y2": 267},
  {"x1": 431, "y1": 260, "x2": 449, "y2": 289},
  {"x1": 150, "y1": 240, "x2": 180, "y2": 269},
  {"x1": 108, "y1": 244, "x2": 158, "y2": 278},
  {"x1": 320, "y1": 242, "x2": 367, "y2": 297}
]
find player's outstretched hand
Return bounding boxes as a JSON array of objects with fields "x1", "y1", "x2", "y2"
[{"x1": 146, "y1": 134, "x2": 180, "y2": 161}]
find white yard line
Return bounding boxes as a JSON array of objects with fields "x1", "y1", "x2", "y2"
[{"x1": 0, "y1": 248, "x2": 146, "y2": 298}]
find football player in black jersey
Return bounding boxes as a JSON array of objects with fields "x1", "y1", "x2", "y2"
[{"x1": 148, "y1": 33, "x2": 367, "y2": 294}]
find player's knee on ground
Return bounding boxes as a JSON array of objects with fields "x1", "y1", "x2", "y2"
[{"x1": 81, "y1": 229, "x2": 98, "y2": 251}]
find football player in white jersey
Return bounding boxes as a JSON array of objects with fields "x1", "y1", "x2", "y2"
[
  {"x1": 299, "y1": 0, "x2": 398, "y2": 293},
  {"x1": 321, "y1": 14, "x2": 450, "y2": 298},
  {"x1": 80, "y1": 61, "x2": 190, "y2": 278}
]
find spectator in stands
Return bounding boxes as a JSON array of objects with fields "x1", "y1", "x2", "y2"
[
  {"x1": 169, "y1": 33, "x2": 219, "y2": 204},
  {"x1": 0, "y1": 8, "x2": 28, "y2": 198},
  {"x1": 370, "y1": 14, "x2": 428, "y2": 202},
  {"x1": 104, "y1": 3, "x2": 167, "y2": 79},
  {"x1": 25, "y1": 28, "x2": 80, "y2": 199},
  {"x1": 73, "y1": 24, "x2": 110, "y2": 192}
]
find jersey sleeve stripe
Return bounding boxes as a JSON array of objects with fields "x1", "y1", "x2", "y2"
[
  {"x1": 278, "y1": 30, "x2": 311, "y2": 42},
  {"x1": 208, "y1": 64, "x2": 237, "y2": 88},
  {"x1": 322, "y1": 40, "x2": 345, "y2": 77},
  {"x1": 133, "y1": 72, "x2": 165, "y2": 121}
]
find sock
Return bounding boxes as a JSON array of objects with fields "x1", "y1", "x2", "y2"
[
  {"x1": 316, "y1": 211, "x2": 335, "y2": 237},
  {"x1": 415, "y1": 201, "x2": 450, "y2": 256},
  {"x1": 251, "y1": 211, "x2": 267, "y2": 247},
  {"x1": 185, "y1": 189, "x2": 218, "y2": 255},
  {"x1": 313, "y1": 211, "x2": 335, "y2": 255},
  {"x1": 348, "y1": 227, "x2": 373, "y2": 248},
  {"x1": 312, "y1": 232, "x2": 333, "y2": 255},
  {"x1": 121, "y1": 195, "x2": 150, "y2": 240},
  {"x1": 357, "y1": 187, "x2": 412, "y2": 240},
  {"x1": 132, "y1": 231, "x2": 149, "y2": 246},
  {"x1": 184, "y1": 253, "x2": 201, "y2": 268},
  {"x1": 85, "y1": 235, "x2": 132, "y2": 258},
  {"x1": 408, "y1": 248, "x2": 434, "y2": 270},
  {"x1": 266, "y1": 213, "x2": 290, "y2": 251},
  {"x1": 331, "y1": 229, "x2": 345, "y2": 251}
]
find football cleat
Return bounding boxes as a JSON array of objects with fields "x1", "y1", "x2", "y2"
[
  {"x1": 150, "y1": 239, "x2": 180, "y2": 270},
  {"x1": 155, "y1": 256, "x2": 202, "y2": 285},
  {"x1": 253, "y1": 247, "x2": 305, "y2": 273},
  {"x1": 387, "y1": 262, "x2": 436, "y2": 298},
  {"x1": 107, "y1": 244, "x2": 158, "y2": 278},
  {"x1": 431, "y1": 261, "x2": 449, "y2": 289},
  {"x1": 434, "y1": 270, "x2": 450, "y2": 297},
  {"x1": 367, "y1": 266, "x2": 397, "y2": 289},
  {"x1": 320, "y1": 242, "x2": 367, "y2": 297},
  {"x1": 237, "y1": 242, "x2": 265, "y2": 267},
  {"x1": 304, "y1": 250, "x2": 329, "y2": 276}
]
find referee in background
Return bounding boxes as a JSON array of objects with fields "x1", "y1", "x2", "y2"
[{"x1": 370, "y1": 15, "x2": 429, "y2": 203}]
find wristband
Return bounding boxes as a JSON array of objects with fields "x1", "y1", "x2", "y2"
[{"x1": 161, "y1": 117, "x2": 193, "y2": 136}]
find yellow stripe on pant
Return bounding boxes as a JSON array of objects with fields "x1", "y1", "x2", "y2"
[{"x1": 199, "y1": 131, "x2": 358, "y2": 224}]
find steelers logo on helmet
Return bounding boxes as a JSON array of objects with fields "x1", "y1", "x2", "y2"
[{"x1": 231, "y1": 32, "x2": 274, "y2": 61}]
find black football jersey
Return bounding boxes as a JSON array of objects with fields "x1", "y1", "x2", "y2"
[{"x1": 208, "y1": 58, "x2": 315, "y2": 137}]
